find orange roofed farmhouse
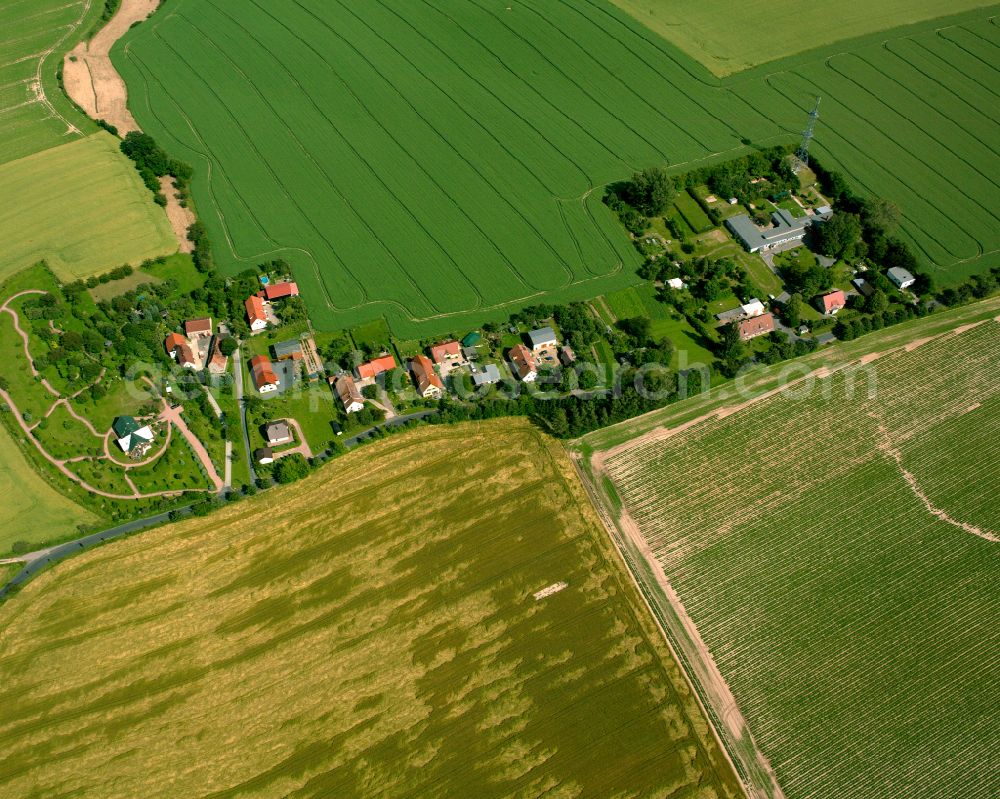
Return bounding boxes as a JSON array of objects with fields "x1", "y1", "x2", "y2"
[
  {"x1": 263, "y1": 281, "x2": 299, "y2": 301},
  {"x1": 164, "y1": 333, "x2": 197, "y2": 369},
  {"x1": 245, "y1": 295, "x2": 268, "y2": 332},
  {"x1": 356, "y1": 354, "x2": 397, "y2": 380},
  {"x1": 250, "y1": 354, "x2": 279, "y2": 393},
  {"x1": 410, "y1": 355, "x2": 443, "y2": 398}
]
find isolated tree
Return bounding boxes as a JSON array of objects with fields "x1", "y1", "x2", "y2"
[
  {"x1": 783, "y1": 293, "x2": 803, "y2": 328},
  {"x1": 218, "y1": 337, "x2": 238, "y2": 356},
  {"x1": 629, "y1": 167, "x2": 676, "y2": 217}
]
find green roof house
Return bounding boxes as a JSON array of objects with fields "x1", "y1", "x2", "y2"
[{"x1": 112, "y1": 415, "x2": 154, "y2": 454}]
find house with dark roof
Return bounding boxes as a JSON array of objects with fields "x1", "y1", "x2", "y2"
[
  {"x1": 410, "y1": 355, "x2": 444, "y2": 398},
  {"x1": 738, "y1": 313, "x2": 775, "y2": 341},
  {"x1": 472, "y1": 363, "x2": 502, "y2": 387},
  {"x1": 112, "y1": 415, "x2": 154, "y2": 455},
  {"x1": 888, "y1": 267, "x2": 916, "y2": 290},
  {"x1": 264, "y1": 421, "x2": 292, "y2": 445},
  {"x1": 255, "y1": 447, "x2": 274, "y2": 465},
  {"x1": 272, "y1": 339, "x2": 303, "y2": 361},
  {"x1": 528, "y1": 327, "x2": 557, "y2": 351}
]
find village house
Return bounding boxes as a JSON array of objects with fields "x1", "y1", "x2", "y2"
[
  {"x1": 250, "y1": 354, "x2": 280, "y2": 393},
  {"x1": 255, "y1": 447, "x2": 274, "y2": 465},
  {"x1": 164, "y1": 332, "x2": 198, "y2": 369},
  {"x1": 184, "y1": 317, "x2": 212, "y2": 339},
  {"x1": 852, "y1": 277, "x2": 876, "y2": 298},
  {"x1": 509, "y1": 344, "x2": 537, "y2": 382},
  {"x1": 333, "y1": 374, "x2": 365, "y2": 413},
  {"x1": 888, "y1": 267, "x2": 916, "y2": 290},
  {"x1": 528, "y1": 326, "x2": 558, "y2": 352},
  {"x1": 472, "y1": 363, "x2": 502, "y2": 387},
  {"x1": 245, "y1": 295, "x2": 269, "y2": 332},
  {"x1": 356, "y1": 354, "x2": 396, "y2": 381},
  {"x1": 820, "y1": 290, "x2": 847, "y2": 315},
  {"x1": 738, "y1": 313, "x2": 775, "y2": 341},
  {"x1": 112, "y1": 415, "x2": 154, "y2": 456},
  {"x1": 272, "y1": 339, "x2": 303, "y2": 361},
  {"x1": 262, "y1": 281, "x2": 299, "y2": 301},
  {"x1": 560, "y1": 345, "x2": 577, "y2": 366},
  {"x1": 430, "y1": 340, "x2": 461, "y2": 364},
  {"x1": 264, "y1": 420, "x2": 292, "y2": 446},
  {"x1": 410, "y1": 355, "x2": 444, "y2": 398}
]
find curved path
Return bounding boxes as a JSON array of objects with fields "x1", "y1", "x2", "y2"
[{"x1": 0, "y1": 292, "x2": 216, "y2": 500}]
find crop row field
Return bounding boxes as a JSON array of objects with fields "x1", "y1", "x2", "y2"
[
  {"x1": 0, "y1": 422, "x2": 743, "y2": 798},
  {"x1": 598, "y1": 321, "x2": 1000, "y2": 799},
  {"x1": 0, "y1": 0, "x2": 101, "y2": 162},
  {"x1": 116, "y1": 1, "x2": 1000, "y2": 336}
]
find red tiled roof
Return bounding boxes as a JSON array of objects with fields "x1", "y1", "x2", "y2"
[
  {"x1": 245, "y1": 295, "x2": 267, "y2": 325},
  {"x1": 250, "y1": 354, "x2": 278, "y2": 389},
  {"x1": 357, "y1": 354, "x2": 397, "y2": 380},
  {"x1": 821, "y1": 290, "x2": 847, "y2": 314},
  {"x1": 184, "y1": 317, "x2": 212, "y2": 336},
  {"x1": 411, "y1": 355, "x2": 443, "y2": 395},
  {"x1": 264, "y1": 281, "x2": 299, "y2": 300},
  {"x1": 738, "y1": 313, "x2": 775, "y2": 340},
  {"x1": 509, "y1": 344, "x2": 536, "y2": 379},
  {"x1": 164, "y1": 332, "x2": 186, "y2": 353},
  {"x1": 429, "y1": 340, "x2": 460, "y2": 363}
]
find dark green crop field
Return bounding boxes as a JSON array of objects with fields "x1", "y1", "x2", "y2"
[{"x1": 116, "y1": 1, "x2": 1000, "y2": 335}]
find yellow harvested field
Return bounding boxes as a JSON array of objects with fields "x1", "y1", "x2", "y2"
[
  {"x1": 0, "y1": 133, "x2": 176, "y2": 282},
  {"x1": 0, "y1": 421, "x2": 741, "y2": 798}
]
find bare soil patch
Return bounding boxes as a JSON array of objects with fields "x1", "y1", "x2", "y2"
[{"x1": 159, "y1": 177, "x2": 195, "y2": 253}]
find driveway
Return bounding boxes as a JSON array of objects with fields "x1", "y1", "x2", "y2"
[{"x1": 159, "y1": 404, "x2": 224, "y2": 492}]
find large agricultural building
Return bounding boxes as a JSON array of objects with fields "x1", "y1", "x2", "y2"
[{"x1": 726, "y1": 208, "x2": 831, "y2": 253}]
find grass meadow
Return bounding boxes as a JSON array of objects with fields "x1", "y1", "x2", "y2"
[
  {"x1": 0, "y1": 422, "x2": 742, "y2": 798},
  {"x1": 0, "y1": 423, "x2": 96, "y2": 554},
  {"x1": 0, "y1": 134, "x2": 177, "y2": 282},
  {"x1": 115, "y1": 2, "x2": 1000, "y2": 337},
  {"x1": 608, "y1": 0, "x2": 996, "y2": 75},
  {"x1": 597, "y1": 320, "x2": 1000, "y2": 799}
]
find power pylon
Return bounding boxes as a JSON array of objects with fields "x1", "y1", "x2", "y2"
[{"x1": 795, "y1": 96, "x2": 821, "y2": 167}]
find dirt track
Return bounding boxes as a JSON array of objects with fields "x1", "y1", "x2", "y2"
[{"x1": 63, "y1": 0, "x2": 159, "y2": 135}]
